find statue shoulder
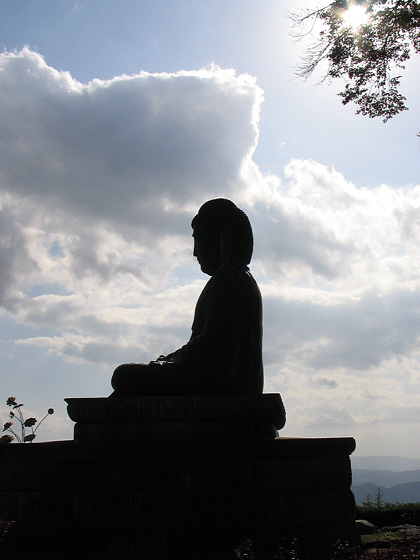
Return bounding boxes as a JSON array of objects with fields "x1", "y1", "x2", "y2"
[{"x1": 210, "y1": 265, "x2": 258, "y2": 294}]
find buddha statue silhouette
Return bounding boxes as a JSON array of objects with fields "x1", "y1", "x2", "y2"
[{"x1": 111, "y1": 198, "x2": 263, "y2": 396}]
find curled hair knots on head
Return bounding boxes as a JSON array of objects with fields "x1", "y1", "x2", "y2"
[{"x1": 192, "y1": 199, "x2": 254, "y2": 265}]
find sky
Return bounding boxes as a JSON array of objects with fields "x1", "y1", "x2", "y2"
[{"x1": 0, "y1": 0, "x2": 419, "y2": 458}]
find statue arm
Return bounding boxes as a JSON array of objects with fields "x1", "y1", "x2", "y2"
[{"x1": 166, "y1": 268, "x2": 247, "y2": 372}]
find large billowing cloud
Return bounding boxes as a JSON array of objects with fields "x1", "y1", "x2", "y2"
[
  {"x1": 0, "y1": 48, "x2": 260, "y2": 222},
  {"x1": 1, "y1": 48, "x2": 419, "y2": 453},
  {"x1": 0, "y1": 47, "x2": 261, "y2": 308}
]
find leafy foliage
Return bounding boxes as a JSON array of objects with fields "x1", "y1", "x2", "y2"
[
  {"x1": 233, "y1": 535, "x2": 420, "y2": 559},
  {"x1": 362, "y1": 492, "x2": 374, "y2": 508},
  {"x1": 0, "y1": 520, "x2": 14, "y2": 543},
  {"x1": 361, "y1": 487, "x2": 386, "y2": 510},
  {"x1": 357, "y1": 500, "x2": 420, "y2": 526},
  {"x1": 0, "y1": 397, "x2": 54, "y2": 443},
  {"x1": 290, "y1": 0, "x2": 420, "y2": 121},
  {"x1": 233, "y1": 502, "x2": 420, "y2": 559},
  {"x1": 373, "y1": 487, "x2": 385, "y2": 509},
  {"x1": 235, "y1": 537, "x2": 256, "y2": 559}
]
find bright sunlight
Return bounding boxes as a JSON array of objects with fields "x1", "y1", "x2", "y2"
[{"x1": 342, "y1": 3, "x2": 369, "y2": 28}]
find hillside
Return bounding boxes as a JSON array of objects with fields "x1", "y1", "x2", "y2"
[
  {"x1": 351, "y1": 456, "x2": 420, "y2": 471},
  {"x1": 352, "y1": 469, "x2": 420, "y2": 487},
  {"x1": 352, "y1": 481, "x2": 420, "y2": 505},
  {"x1": 351, "y1": 457, "x2": 420, "y2": 505}
]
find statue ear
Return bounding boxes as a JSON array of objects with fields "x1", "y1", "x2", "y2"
[{"x1": 219, "y1": 222, "x2": 234, "y2": 259}]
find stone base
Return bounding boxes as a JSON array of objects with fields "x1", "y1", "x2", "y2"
[
  {"x1": 74, "y1": 419, "x2": 279, "y2": 440},
  {"x1": 65, "y1": 393, "x2": 286, "y2": 440},
  {"x1": 0, "y1": 436, "x2": 360, "y2": 560}
]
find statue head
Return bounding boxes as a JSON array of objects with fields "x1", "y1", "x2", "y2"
[{"x1": 191, "y1": 199, "x2": 254, "y2": 275}]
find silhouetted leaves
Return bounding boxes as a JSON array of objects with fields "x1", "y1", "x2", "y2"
[
  {"x1": 291, "y1": 0, "x2": 420, "y2": 121},
  {"x1": 1, "y1": 397, "x2": 54, "y2": 443}
]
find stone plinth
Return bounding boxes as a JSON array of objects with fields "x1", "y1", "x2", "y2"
[
  {"x1": 0, "y1": 395, "x2": 360, "y2": 559},
  {"x1": 65, "y1": 393, "x2": 286, "y2": 440},
  {"x1": 0, "y1": 435, "x2": 360, "y2": 559}
]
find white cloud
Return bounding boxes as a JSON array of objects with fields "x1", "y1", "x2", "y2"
[
  {"x1": 0, "y1": 46, "x2": 262, "y2": 325},
  {"x1": 0, "y1": 48, "x2": 261, "y2": 234},
  {"x1": 0, "y1": 195, "x2": 39, "y2": 309},
  {"x1": 252, "y1": 159, "x2": 420, "y2": 291},
  {"x1": 1, "y1": 48, "x2": 419, "y2": 455}
]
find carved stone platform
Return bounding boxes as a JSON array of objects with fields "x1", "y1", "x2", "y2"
[
  {"x1": 65, "y1": 393, "x2": 286, "y2": 440},
  {"x1": 0, "y1": 395, "x2": 360, "y2": 559}
]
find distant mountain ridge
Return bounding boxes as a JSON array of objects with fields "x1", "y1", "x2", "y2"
[
  {"x1": 350, "y1": 456, "x2": 420, "y2": 505},
  {"x1": 351, "y1": 456, "x2": 420, "y2": 471},
  {"x1": 352, "y1": 469, "x2": 420, "y2": 487},
  {"x1": 352, "y1": 482, "x2": 420, "y2": 505}
]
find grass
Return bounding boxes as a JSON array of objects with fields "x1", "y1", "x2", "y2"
[{"x1": 233, "y1": 532, "x2": 420, "y2": 559}]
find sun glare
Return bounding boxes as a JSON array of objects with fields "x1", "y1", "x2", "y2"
[{"x1": 342, "y1": 4, "x2": 369, "y2": 29}]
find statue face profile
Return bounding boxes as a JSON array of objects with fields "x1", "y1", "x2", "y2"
[{"x1": 192, "y1": 227, "x2": 221, "y2": 276}]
